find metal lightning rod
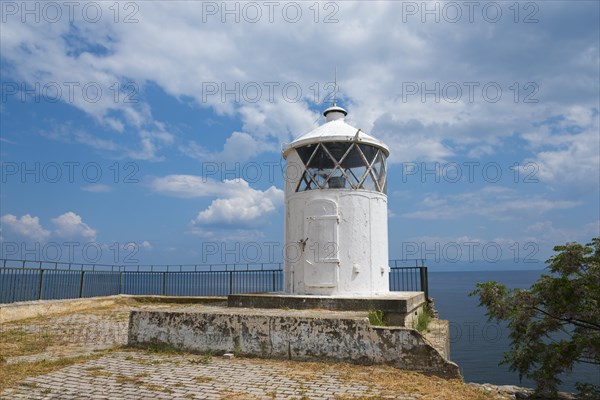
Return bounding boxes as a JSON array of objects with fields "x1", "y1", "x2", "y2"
[{"x1": 333, "y1": 66, "x2": 337, "y2": 106}]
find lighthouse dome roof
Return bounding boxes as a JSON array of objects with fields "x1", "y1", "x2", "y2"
[{"x1": 283, "y1": 107, "x2": 389, "y2": 159}]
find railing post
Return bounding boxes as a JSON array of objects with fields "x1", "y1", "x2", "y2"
[
  {"x1": 229, "y1": 271, "x2": 233, "y2": 294},
  {"x1": 162, "y1": 272, "x2": 167, "y2": 296},
  {"x1": 420, "y1": 266, "x2": 428, "y2": 300},
  {"x1": 119, "y1": 271, "x2": 123, "y2": 294},
  {"x1": 272, "y1": 271, "x2": 276, "y2": 292},
  {"x1": 38, "y1": 269, "x2": 44, "y2": 300},
  {"x1": 79, "y1": 271, "x2": 85, "y2": 298}
]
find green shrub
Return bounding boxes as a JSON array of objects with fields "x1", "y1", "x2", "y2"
[
  {"x1": 413, "y1": 309, "x2": 432, "y2": 333},
  {"x1": 368, "y1": 309, "x2": 386, "y2": 326}
]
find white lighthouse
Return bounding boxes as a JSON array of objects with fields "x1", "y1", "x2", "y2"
[{"x1": 282, "y1": 105, "x2": 390, "y2": 296}]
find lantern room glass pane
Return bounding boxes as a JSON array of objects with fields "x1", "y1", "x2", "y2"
[
  {"x1": 371, "y1": 151, "x2": 385, "y2": 191},
  {"x1": 339, "y1": 145, "x2": 363, "y2": 169},
  {"x1": 307, "y1": 145, "x2": 335, "y2": 170},
  {"x1": 296, "y1": 144, "x2": 317, "y2": 165},
  {"x1": 294, "y1": 142, "x2": 387, "y2": 193},
  {"x1": 358, "y1": 144, "x2": 378, "y2": 164},
  {"x1": 378, "y1": 153, "x2": 387, "y2": 194},
  {"x1": 345, "y1": 165, "x2": 364, "y2": 188},
  {"x1": 361, "y1": 172, "x2": 377, "y2": 191},
  {"x1": 324, "y1": 142, "x2": 352, "y2": 163}
]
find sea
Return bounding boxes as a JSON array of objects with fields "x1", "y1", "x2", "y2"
[{"x1": 429, "y1": 269, "x2": 600, "y2": 393}]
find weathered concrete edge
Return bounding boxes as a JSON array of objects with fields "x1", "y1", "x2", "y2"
[
  {"x1": 228, "y1": 292, "x2": 426, "y2": 313},
  {"x1": 228, "y1": 292, "x2": 427, "y2": 327},
  {"x1": 0, "y1": 295, "x2": 226, "y2": 324},
  {"x1": 127, "y1": 310, "x2": 461, "y2": 380},
  {"x1": 421, "y1": 319, "x2": 451, "y2": 360}
]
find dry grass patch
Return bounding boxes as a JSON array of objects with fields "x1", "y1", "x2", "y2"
[
  {"x1": 224, "y1": 358, "x2": 496, "y2": 400},
  {"x1": 143, "y1": 382, "x2": 173, "y2": 394},
  {"x1": 115, "y1": 373, "x2": 145, "y2": 386},
  {"x1": 0, "y1": 328, "x2": 59, "y2": 357},
  {"x1": 128, "y1": 357, "x2": 171, "y2": 366},
  {"x1": 218, "y1": 389, "x2": 261, "y2": 399},
  {"x1": 194, "y1": 375, "x2": 213, "y2": 383},
  {"x1": 187, "y1": 353, "x2": 213, "y2": 364},
  {"x1": 84, "y1": 366, "x2": 112, "y2": 378},
  {"x1": 114, "y1": 372, "x2": 174, "y2": 394},
  {"x1": 332, "y1": 364, "x2": 495, "y2": 400}
]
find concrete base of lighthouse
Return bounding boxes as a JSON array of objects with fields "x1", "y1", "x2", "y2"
[
  {"x1": 127, "y1": 285, "x2": 460, "y2": 378},
  {"x1": 227, "y1": 291, "x2": 426, "y2": 327},
  {"x1": 127, "y1": 298, "x2": 460, "y2": 379}
]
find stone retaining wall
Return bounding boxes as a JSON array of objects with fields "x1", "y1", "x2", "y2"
[{"x1": 128, "y1": 307, "x2": 461, "y2": 379}]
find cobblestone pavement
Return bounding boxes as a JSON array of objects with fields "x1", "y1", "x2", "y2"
[
  {"x1": 1, "y1": 303, "x2": 417, "y2": 399},
  {"x1": 1, "y1": 351, "x2": 413, "y2": 399}
]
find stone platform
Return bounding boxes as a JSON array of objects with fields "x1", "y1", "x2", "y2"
[
  {"x1": 127, "y1": 302, "x2": 460, "y2": 379},
  {"x1": 228, "y1": 291, "x2": 426, "y2": 327}
]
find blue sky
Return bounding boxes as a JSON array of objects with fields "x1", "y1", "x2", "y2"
[{"x1": 1, "y1": 1, "x2": 598, "y2": 269}]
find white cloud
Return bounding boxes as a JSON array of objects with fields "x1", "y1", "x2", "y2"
[
  {"x1": 141, "y1": 240, "x2": 152, "y2": 250},
  {"x1": 149, "y1": 175, "x2": 235, "y2": 198},
  {"x1": 73, "y1": 131, "x2": 120, "y2": 151},
  {"x1": 238, "y1": 101, "x2": 320, "y2": 144},
  {"x1": 584, "y1": 221, "x2": 600, "y2": 237},
  {"x1": 1, "y1": 212, "x2": 98, "y2": 242},
  {"x1": 0, "y1": 214, "x2": 50, "y2": 241},
  {"x1": 149, "y1": 175, "x2": 283, "y2": 232},
  {"x1": 2, "y1": 2, "x2": 597, "y2": 165},
  {"x1": 41, "y1": 124, "x2": 119, "y2": 152},
  {"x1": 526, "y1": 220, "x2": 600, "y2": 245},
  {"x1": 127, "y1": 126, "x2": 175, "y2": 161},
  {"x1": 517, "y1": 220, "x2": 600, "y2": 257},
  {"x1": 520, "y1": 107, "x2": 600, "y2": 186},
  {"x1": 402, "y1": 187, "x2": 580, "y2": 220},
  {"x1": 181, "y1": 131, "x2": 269, "y2": 163},
  {"x1": 180, "y1": 101, "x2": 319, "y2": 163},
  {"x1": 52, "y1": 212, "x2": 97, "y2": 240},
  {"x1": 192, "y1": 184, "x2": 282, "y2": 226},
  {"x1": 525, "y1": 220, "x2": 573, "y2": 245}
]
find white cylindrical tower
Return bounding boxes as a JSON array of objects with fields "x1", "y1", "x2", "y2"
[{"x1": 282, "y1": 105, "x2": 389, "y2": 296}]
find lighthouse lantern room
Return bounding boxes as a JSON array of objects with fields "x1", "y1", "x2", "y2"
[{"x1": 282, "y1": 105, "x2": 390, "y2": 296}]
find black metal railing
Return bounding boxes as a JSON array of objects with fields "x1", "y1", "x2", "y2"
[{"x1": 0, "y1": 258, "x2": 427, "y2": 304}]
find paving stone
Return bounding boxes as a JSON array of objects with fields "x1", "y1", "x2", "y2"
[{"x1": 0, "y1": 348, "x2": 394, "y2": 399}]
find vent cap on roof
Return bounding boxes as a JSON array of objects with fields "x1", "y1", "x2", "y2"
[{"x1": 323, "y1": 105, "x2": 347, "y2": 122}]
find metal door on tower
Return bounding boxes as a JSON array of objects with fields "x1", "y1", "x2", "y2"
[{"x1": 303, "y1": 199, "x2": 339, "y2": 289}]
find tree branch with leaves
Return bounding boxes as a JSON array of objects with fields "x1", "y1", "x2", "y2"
[{"x1": 470, "y1": 238, "x2": 600, "y2": 398}]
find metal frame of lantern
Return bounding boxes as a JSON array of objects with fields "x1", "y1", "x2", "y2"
[{"x1": 294, "y1": 140, "x2": 387, "y2": 193}]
